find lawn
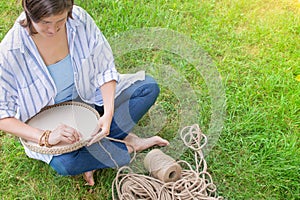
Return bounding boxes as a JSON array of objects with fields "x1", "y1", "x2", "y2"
[{"x1": 0, "y1": 0, "x2": 299, "y2": 199}]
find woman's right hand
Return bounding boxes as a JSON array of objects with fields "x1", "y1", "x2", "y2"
[{"x1": 48, "y1": 124, "x2": 82, "y2": 146}]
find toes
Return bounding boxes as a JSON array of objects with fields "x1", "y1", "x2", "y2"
[
  {"x1": 153, "y1": 136, "x2": 169, "y2": 146},
  {"x1": 124, "y1": 134, "x2": 169, "y2": 152},
  {"x1": 83, "y1": 171, "x2": 95, "y2": 186}
]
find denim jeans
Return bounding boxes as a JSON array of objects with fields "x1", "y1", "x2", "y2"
[{"x1": 49, "y1": 75, "x2": 160, "y2": 175}]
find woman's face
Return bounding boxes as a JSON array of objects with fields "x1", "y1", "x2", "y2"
[{"x1": 31, "y1": 10, "x2": 68, "y2": 38}]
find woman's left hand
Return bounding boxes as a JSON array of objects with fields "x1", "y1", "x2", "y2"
[
  {"x1": 87, "y1": 113, "x2": 112, "y2": 146},
  {"x1": 87, "y1": 80, "x2": 116, "y2": 146}
]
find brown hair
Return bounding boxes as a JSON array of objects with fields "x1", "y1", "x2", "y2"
[{"x1": 19, "y1": 0, "x2": 74, "y2": 35}]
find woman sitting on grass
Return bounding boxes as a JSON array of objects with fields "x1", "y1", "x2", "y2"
[{"x1": 0, "y1": 0, "x2": 169, "y2": 186}]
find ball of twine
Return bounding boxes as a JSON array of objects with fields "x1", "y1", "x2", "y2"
[
  {"x1": 143, "y1": 148, "x2": 182, "y2": 183},
  {"x1": 112, "y1": 124, "x2": 224, "y2": 200}
]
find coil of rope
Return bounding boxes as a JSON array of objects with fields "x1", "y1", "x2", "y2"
[{"x1": 111, "y1": 124, "x2": 224, "y2": 200}]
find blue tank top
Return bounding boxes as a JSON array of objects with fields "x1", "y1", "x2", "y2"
[{"x1": 47, "y1": 54, "x2": 78, "y2": 103}]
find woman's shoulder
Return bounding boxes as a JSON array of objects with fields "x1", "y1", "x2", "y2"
[
  {"x1": 71, "y1": 5, "x2": 93, "y2": 24},
  {"x1": 69, "y1": 5, "x2": 101, "y2": 35},
  {"x1": 1, "y1": 12, "x2": 25, "y2": 50},
  {"x1": 0, "y1": 25, "x2": 23, "y2": 54}
]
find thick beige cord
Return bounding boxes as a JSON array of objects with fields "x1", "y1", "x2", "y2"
[{"x1": 111, "y1": 124, "x2": 224, "y2": 200}]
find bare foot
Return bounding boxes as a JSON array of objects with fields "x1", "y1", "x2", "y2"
[
  {"x1": 83, "y1": 170, "x2": 96, "y2": 186},
  {"x1": 124, "y1": 133, "x2": 169, "y2": 153}
]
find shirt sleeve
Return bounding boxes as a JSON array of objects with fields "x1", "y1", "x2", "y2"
[
  {"x1": 0, "y1": 63, "x2": 19, "y2": 119},
  {"x1": 81, "y1": 7, "x2": 119, "y2": 87}
]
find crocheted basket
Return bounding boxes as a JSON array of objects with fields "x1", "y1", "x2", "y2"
[{"x1": 20, "y1": 102, "x2": 100, "y2": 154}]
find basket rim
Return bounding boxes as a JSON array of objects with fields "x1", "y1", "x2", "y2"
[{"x1": 20, "y1": 101, "x2": 100, "y2": 155}]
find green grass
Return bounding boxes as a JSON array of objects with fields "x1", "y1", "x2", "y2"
[{"x1": 1, "y1": 0, "x2": 299, "y2": 199}]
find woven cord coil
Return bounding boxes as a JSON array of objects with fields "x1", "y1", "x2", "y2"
[{"x1": 112, "y1": 124, "x2": 224, "y2": 200}]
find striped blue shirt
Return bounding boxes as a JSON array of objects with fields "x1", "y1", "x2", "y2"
[
  {"x1": 0, "y1": 5, "x2": 119, "y2": 123},
  {"x1": 0, "y1": 6, "x2": 145, "y2": 164}
]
